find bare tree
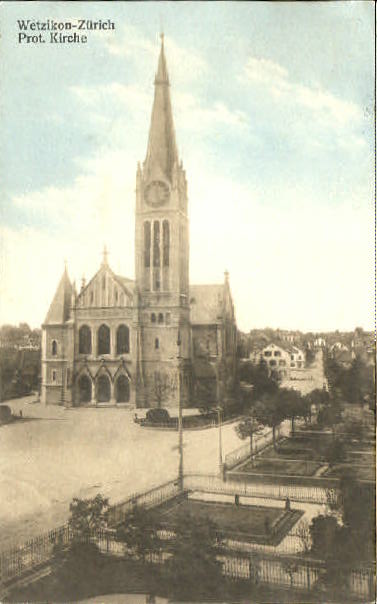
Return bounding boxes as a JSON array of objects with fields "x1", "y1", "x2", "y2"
[
  {"x1": 153, "y1": 371, "x2": 171, "y2": 408},
  {"x1": 295, "y1": 520, "x2": 312, "y2": 554}
]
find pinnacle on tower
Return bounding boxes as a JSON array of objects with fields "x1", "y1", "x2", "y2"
[
  {"x1": 144, "y1": 34, "x2": 179, "y2": 182},
  {"x1": 102, "y1": 245, "x2": 109, "y2": 266}
]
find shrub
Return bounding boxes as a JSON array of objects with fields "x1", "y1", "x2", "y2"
[
  {"x1": 325, "y1": 439, "x2": 346, "y2": 467},
  {"x1": 0, "y1": 405, "x2": 12, "y2": 424},
  {"x1": 146, "y1": 408, "x2": 170, "y2": 423}
]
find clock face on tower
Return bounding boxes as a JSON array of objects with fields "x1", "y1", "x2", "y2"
[{"x1": 144, "y1": 180, "x2": 170, "y2": 207}]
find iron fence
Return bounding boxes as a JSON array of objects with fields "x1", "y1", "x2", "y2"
[
  {"x1": 225, "y1": 426, "x2": 283, "y2": 470},
  {"x1": 0, "y1": 475, "x2": 374, "y2": 602},
  {"x1": 183, "y1": 472, "x2": 338, "y2": 505},
  {"x1": 0, "y1": 479, "x2": 179, "y2": 586}
]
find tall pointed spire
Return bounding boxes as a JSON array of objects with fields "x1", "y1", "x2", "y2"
[
  {"x1": 44, "y1": 265, "x2": 73, "y2": 325},
  {"x1": 144, "y1": 34, "x2": 179, "y2": 182}
]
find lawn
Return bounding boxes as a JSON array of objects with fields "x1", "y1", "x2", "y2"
[
  {"x1": 240, "y1": 457, "x2": 322, "y2": 476},
  {"x1": 325, "y1": 463, "x2": 375, "y2": 482},
  {"x1": 154, "y1": 497, "x2": 303, "y2": 545},
  {"x1": 158, "y1": 498, "x2": 282, "y2": 534}
]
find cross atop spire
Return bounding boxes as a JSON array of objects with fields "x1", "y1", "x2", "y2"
[
  {"x1": 155, "y1": 32, "x2": 169, "y2": 85},
  {"x1": 144, "y1": 34, "x2": 178, "y2": 181},
  {"x1": 102, "y1": 245, "x2": 109, "y2": 266}
]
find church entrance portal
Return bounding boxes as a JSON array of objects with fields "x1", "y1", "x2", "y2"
[
  {"x1": 97, "y1": 375, "x2": 111, "y2": 403},
  {"x1": 78, "y1": 375, "x2": 92, "y2": 404},
  {"x1": 116, "y1": 375, "x2": 130, "y2": 403}
]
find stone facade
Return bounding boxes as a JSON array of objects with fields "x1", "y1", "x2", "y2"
[{"x1": 41, "y1": 37, "x2": 238, "y2": 409}]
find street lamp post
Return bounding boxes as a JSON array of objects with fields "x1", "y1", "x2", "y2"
[
  {"x1": 217, "y1": 406, "x2": 223, "y2": 476},
  {"x1": 177, "y1": 331, "x2": 183, "y2": 490}
]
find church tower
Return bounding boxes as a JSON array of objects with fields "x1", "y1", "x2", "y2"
[{"x1": 134, "y1": 35, "x2": 191, "y2": 407}]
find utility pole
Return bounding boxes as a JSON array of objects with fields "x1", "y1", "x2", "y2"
[
  {"x1": 217, "y1": 406, "x2": 223, "y2": 476},
  {"x1": 177, "y1": 330, "x2": 183, "y2": 490}
]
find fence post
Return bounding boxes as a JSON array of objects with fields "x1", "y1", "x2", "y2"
[{"x1": 306, "y1": 562, "x2": 311, "y2": 590}]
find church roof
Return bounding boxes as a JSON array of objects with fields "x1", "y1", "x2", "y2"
[
  {"x1": 44, "y1": 267, "x2": 73, "y2": 325},
  {"x1": 143, "y1": 35, "x2": 179, "y2": 182},
  {"x1": 189, "y1": 284, "x2": 224, "y2": 325},
  {"x1": 113, "y1": 274, "x2": 135, "y2": 295}
]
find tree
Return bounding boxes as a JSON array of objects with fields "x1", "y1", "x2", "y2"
[
  {"x1": 279, "y1": 389, "x2": 307, "y2": 435},
  {"x1": 234, "y1": 414, "x2": 263, "y2": 466},
  {"x1": 324, "y1": 439, "x2": 346, "y2": 468},
  {"x1": 240, "y1": 359, "x2": 279, "y2": 400},
  {"x1": 310, "y1": 470, "x2": 375, "y2": 593},
  {"x1": 295, "y1": 519, "x2": 312, "y2": 554},
  {"x1": 342, "y1": 418, "x2": 365, "y2": 442},
  {"x1": 68, "y1": 493, "x2": 110, "y2": 541},
  {"x1": 167, "y1": 511, "x2": 223, "y2": 599},
  {"x1": 336, "y1": 469, "x2": 375, "y2": 560},
  {"x1": 305, "y1": 347, "x2": 316, "y2": 366},
  {"x1": 309, "y1": 515, "x2": 338, "y2": 558},
  {"x1": 317, "y1": 399, "x2": 342, "y2": 436},
  {"x1": 51, "y1": 494, "x2": 109, "y2": 599},
  {"x1": 116, "y1": 506, "x2": 161, "y2": 563},
  {"x1": 306, "y1": 387, "x2": 330, "y2": 409},
  {"x1": 153, "y1": 371, "x2": 171, "y2": 408},
  {"x1": 253, "y1": 394, "x2": 286, "y2": 450}
]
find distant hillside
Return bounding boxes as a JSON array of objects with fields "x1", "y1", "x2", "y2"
[{"x1": 0, "y1": 324, "x2": 41, "y2": 401}]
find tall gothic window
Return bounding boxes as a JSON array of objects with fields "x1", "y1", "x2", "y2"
[
  {"x1": 79, "y1": 325, "x2": 92, "y2": 354},
  {"x1": 97, "y1": 324, "x2": 110, "y2": 355},
  {"x1": 116, "y1": 324, "x2": 130, "y2": 354},
  {"x1": 144, "y1": 221, "x2": 151, "y2": 267},
  {"x1": 163, "y1": 220, "x2": 170, "y2": 267},
  {"x1": 51, "y1": 340, "x2": 57, "y2": 356},
  {"x1": 153, "y1": 221, "x2": 160, "y2": 267}
]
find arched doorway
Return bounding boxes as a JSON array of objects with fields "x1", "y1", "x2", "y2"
[
  {"x1": 78, "y1": 375, "x2": 92, "y2": 404},
  {"x1": 115, "y1": 375, "x2": 130, "y2": 403},
  {"x1": 97, "y1": 374, "x2": 111, "y2": 403}
]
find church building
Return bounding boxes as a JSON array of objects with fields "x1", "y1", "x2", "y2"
[{"x1": 41, "y1": 36, "x2": 238, "y2": 408}]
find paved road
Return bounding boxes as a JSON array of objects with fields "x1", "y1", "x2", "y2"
[{"x1": 0, "y1": 396, "x2": 243, "y2": 550}]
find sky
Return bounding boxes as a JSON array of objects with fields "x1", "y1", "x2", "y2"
[{"x1": 0, "y1": 1, "x2": 374, "y2": 333}]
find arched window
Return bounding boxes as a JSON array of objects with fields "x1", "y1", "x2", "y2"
[
  {"x1": 114, "y1": 288, "x2": 118, "y2": 303},
  {"x1": 153, "y1": 221, "x2": 160, "y2": 267},
  {"x1": 151, "y1": 313, "x2": 156, "y2": 323},
  {"x1": 155, "y1": 338, "x2": 159, "y2": 350},
  {"x1": 90, "y1": 291, "x2": 94, "y2": 305},
  {"x1": 116, "y1": 324, "x2": 130, "y2": 354},
  {"x1": 144, "y1": 221, "x2": 151, "y2": 267},
  {"x1": 51, "y1": 340, "x2": 57, "y2": 356},
  {"x1": 79, "y1": 325, "x2": 92, "y2": 354},
  {"x1": 97, "y1": 324, "x2": 110, "y2": 355},
  {"x1": 158, "y1": 313, "x2": 164, "y2": 324},
  {"x1": 163, "y1": 220, "x2": 170, "y2": 267}
]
